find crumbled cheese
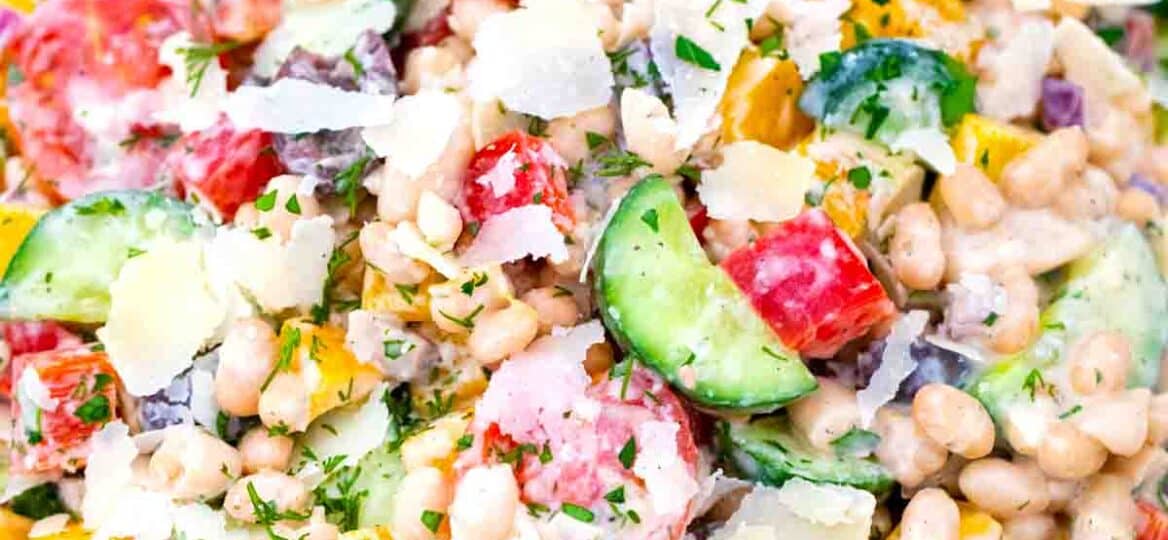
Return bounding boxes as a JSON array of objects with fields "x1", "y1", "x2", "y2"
[
  {"x1": 474, "y1": 151, "x2": 522, "y2": 197},
  {"x1": 1054, "y1": 17, "x2": 1144, "y2": 103},
  {"x1": 205, "y1": 216, "x2": 335, "y2": 313},
  {"x1": 633, "y1": 421, "x2": 700, "y2": 519},
  {"x1": 650, "y1": 0, "x2": 767, "y2": 149},
  {"x1": 362, "y1": 91, "x2": 464, "y2": 178},
  {"x1": 83, "y1": 422, "x2": 172, "y2": 540},
  {"x1": 29, "y1": 514, "x2": 70, "y2": 538},
  {"x1": 187, "y1": 368, "x2": 220, "y2": 430},
  {"x1": 468, "y1": 0, "x2": 614, "y2": 119},
  {"x1": 460, "y1": 205, "x2": 570, "y2": 266},
  {"x1": 97, "y1": 240, "x2": 226, "y2": 396},
  {"x1": 224, "y1": 78, "x2": 396, "y2": 134},
  {"x1": 621, "y1": 88, "x2": 688, "y2": 175},
  {"x1": 300, "y1": 382, "x2": 391, "y2": 469},
  {"x1": 773, "y1": 0, "x2": 851, "y2": 79},
  {"x1": 856, "y1": 310, "x2": 929, "y2": 427},
  {"x1": 390, "y1": 222, "x2": 463, "y2": 278},
  {"x1": 976, "y1": 19, "x2": 1055, "y2": 120},
  {"x1": 154, "y1": 32, "x2": 229, "y2": 132},
  {"x1": 889, "y1": 128, "x2": 956, "y2": 176},
  {"x1": 253, "y1": 0, "x2": 398, "y2": 77},
  {"x1": 17, "y1": 367, "x2": 58, "y2": 411},
  {"x1": 697, "y1": 141, "x2": 815, "y2": 222},
  {"x1": 711, "y1": 480, "x2": 875, "y2": 540}
]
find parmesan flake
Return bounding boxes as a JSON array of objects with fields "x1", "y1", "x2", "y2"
[
  {"x1": 253, "y1": 0, "x2": 398, "y2": 77},
  {"x1": 224, "y1": 78, "x2": 396, "y2": 134},
  {"x1": 856, "y1": 310, "x2": 929, "y2": 427},
  {"x1": 459, "y1": 205, "x2": 569, "y2": 266},
  {"x1": 362, "y1": 91, "x2": 464, "y2": 178},
  {"x1": 697, "y1": 141, "x2": 815, "y2": 222}
]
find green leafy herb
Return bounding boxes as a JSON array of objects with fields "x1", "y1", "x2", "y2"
[
  {"x1": 818, "y1": 51, "x2": 843, "y2": 76},
  {"x1": 262, "y1": 327, "x2": 302, "y2": 391},
  {"x1": 539, "y1": 442, "x2": 553, "y2": 464},
  {"x1": 979, "y1": 148, "x2": 990, "y2": 168},
  {"x1": 311, "y1": 230, "x2": 359, "y2": 324},
  {"x1": 92, "y1": 373, "x2": 113, "y2": 393},
  {"x1": 460, "y1": 272, "x2": 489, "y2": 295},
  {"x1": 313, "y1": 464, "x2": 368, "y2": 532},
  {"x1": 853, "y1": 21, "x2": 872, "y2": 43},
  {"x1": 527, "y1": 116, "x2": 549, "y2": 137},
  {"x1": 254, "y1": 190, "x2": 278, "y2": 212},
  {"x1": 1022, "y1": 368, "x2": 1048, "y2": 401},
  {"x1": 175, "y1": 41, "x2": 239, "y2": 96},
  {"x1": 267, "y1": 423, "x2": 291, "y2": 437},
  {"x1": 675, "y1": 35, "x2": 721, "y2": 71},
  {"x1": 420, "y1": 510, "x2": 445, "y2": 533},
  {"x1": 285, "y1": 194, "x2": 302, "y2": 215},
  {"x1": 982, "y1": 312, "x2": 999, "y2": 326},
  {"x1": 251, "y1": 226, "x2": 273, "y2": 240},
  {"x1": 552, "y1": 285, "x2": 573, "y2": 298},
  {"x1": 9, "y1": 483, "x2": 67, "y2": 520},
  {"x1": 1058, "y1": 404, "x2": 1083, "y2": 419},
  {"x1": 456, "y1": 434, "x2": 474, "y2": 451},
  {"x1": 676, "y1": 164, "x2": 701, "y2": 183},
  {"x1": 618, "y1": 436, "x2": 636, "y2": 469},
  {"x1": 596, "y1": 150, "x2": 651, "y2": 177},
  {"x1": 526, "y1": 502, "x2": 550, "y2": 518},
  {"x1": 343, "y1": 47, "x2": 366, "y2": 78},
  {"x1": 216, "y1": 411, "x2": 231, "y2": 439},
  {"x1": 74, "y1": 395, "x2": 111, "y2": 424},
  {"x1": 75, "y1": 197, "x2": 127, "y2": 216},
  {"x1": 334, "y1": 155, "x2": 371, "y2": 216},
  {"x1": 383, "y1": 339, "x2": 414, "y2": 360},
  {"x1": 604, "y1": 486, "x2": 626, "y2": 504},
  {"x1": 758, "y1": 34, "x2": 784, "y2": 58},
  {"x1": 1096, "y1": 26, "x2": 1125, "y2": 47},
  {"x1": 847, "y1": 166, "x2": 871, "y2": 189},
  {"x1": 532, "y1": 192, "x2": 543, "y2": 204},
  {"x1": 438, "y1": 304, "x2": 485, "y2": 329},
  {"x1": 829, "y1": 427, "x2": 881, "y2": 458},
  {"x1": 640, "y1": 208, "x2": 659, "y2": 232},
  {"x1": 395, "y1": 283, "x2": 419, "y2": 304},
  {"x1": 561, "y1": 503, "x2": 595, "y2": 523},
  {"x1": 586, "y1": 131, "x2": 610, "y2": 150}
]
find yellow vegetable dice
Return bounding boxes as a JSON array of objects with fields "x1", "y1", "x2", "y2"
[
  {"x1": 950, "y1": 114, "x2": 1040, "y2": 182},
  {"x1": 822, "y1": 181, "x2": 870, "y2": 239},
  {"x1": 0, "y1": 203, "x2": 44, "y2": 275},
  {"x1": 278, "y1": 320, "x2": 384, "y2": 422},
  {"x1": 841, "y1": 0, "x2": 968, "y2": 53},
  {"x1": 720, "y1": 48, "x2": 815, "y2": 151},
  {"x1": 0, "y1": 0, "x2": 36, "y2": 13},
  {"x1": 22, "y1": 523, "x2": 93, "y2": 540},
  {"x1": 362, "y1": 269, "x2": 433, "y2": 322},
  {"x1": 0, "y1": 508, "x2": 32, "y2": 540},
  {"x1": 340, "y1": 526, "x2": 394, "y2": 540}
]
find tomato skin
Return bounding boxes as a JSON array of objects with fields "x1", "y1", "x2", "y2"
[
  {"x1": 11, "y1": 349, "x2": 119, "y2": 473},
  {"x1": 0, "y1": 322, "x2": 82, "y2": 398},
  {"x1": 1139, "y1": 501, "x2": 1168, "y2": 540},
  {"x1": 209, "y1": 0, "x2": 281, "y2": 42},
  {"x1": 461, "y1": 130, "x2": 575, "y2": 232},
  {"x1": 720, "y1": 209, "x2": 895, "y2": 358},
  {"x1": 167, "y1": 118, "x2": 284, "y2": 220}
]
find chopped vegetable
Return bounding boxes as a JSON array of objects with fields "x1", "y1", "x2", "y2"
[{"x1": 461, "y1": 131, "x2": 575, "y2": 233}]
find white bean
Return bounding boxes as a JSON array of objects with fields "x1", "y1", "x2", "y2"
[
  {"x1": 958, "y1": 458, "x2": 1049, "y2": 519},
  {"x1": 1073, "y1": 388, "x2": 1151, "y2": 457},
  {"x1": 224, "y1": 471, "x2": 310, "y2": 523},
  {"x1": 258, "y1": 372, "x2": 311, "y2": 433},
  {"x1": 911, "y1": 383, "x2": 995, "y2": 459},
  {"x1": 988, "y1": 266, "x2": 1039, "y2": 355},
  {"x1": 1001, "y1": 514, "x2": 1058, "y2": 540},
  {"x1": 1036, "y1": 420, "x2": 1107, "y2": 480},
  {"x1": 1069, "y1": 474, "x2": 1139, "y2": 540},
  {"x1": 149, "y1": 425, "x2": 242, "y2": 501},
  {"x1": 938, "y1": 164, "x2": 1006, "y2": 230},
  {"x1": 546, "y1": 106, "x2": 618, "y2": 166},
  {"x1": 360, "y1": 221, "x2": 432, "y2": 285},
  {"x1": 1068, "y1": 330, "x2": 1131, "y2": 396},
  {"x1": 416, "y1": 191, "x2": 464, "y2": 252},
  {"x1": 254, "y1": 175, "x2": 322, "y2": 241},
  {"x1": 520, "y1": 286, "x2": 580, "y2": 332},
  {"x1": 215, "y1": 318, "x2": 278, "y2": 417},
  {"x1": 238, "y1": 427, "x2": 294, "y2": 474},
  {"x1": 1001, "y1": 127, "x2": 1088, "y2": 208},
  {"x1": 874, "y1": 408, "x2": 949, "y2": 488},
  {"x1": 788, "y1": 378, "x2": 860, "y2": 452},
  {"x1": 449, "y1": 465, "x2": 520, "y2": 540},
  {"x1": 392, "y1": 467, "x2": 453, "y2": 540},
  {"x1": 621, "y1": 88, "x2": 688, "y2": 175},
  {"x1": 467, "y1": 301, "x2": 540, "y2": 365},
  {"x1": 891, "y1": 203, "x2": 945, "y2": 290},
  {"x1": 900, "y1": 488, "x2": 960, "y2": 540}
]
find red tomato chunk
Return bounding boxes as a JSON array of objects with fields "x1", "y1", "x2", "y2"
[
  {"x1": 0, "y1": 322, "x2": 82, "y2": 398},
  {"x1": 720, "y1": 209, "x2": 895, "y2": 358},
  {"x1": 461, "y1": 130, "x2": 575, "y2": 232},
  {"x1": 167, "y1": 117, "x2": 285, "y2": 220},
  {"x1": 11, "y1": 349, "x2": 119, "y2": 473}
]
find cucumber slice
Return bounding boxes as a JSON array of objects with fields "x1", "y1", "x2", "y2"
[
  {"x1": 594, "y1": 178, "x2": 817, "y2": 411},
  {"x1": 968, "y1": 224, "x2": 1168, "y2": 425},
  {"x1": 0, "y1": 191, "x2": 204, "y2": 323},
  {"x1": 719, "y1": 415, "x2": 894, "y2": 495},
  {"x1": 313, "y1": 443, "x2": 404, "y2": 530}
]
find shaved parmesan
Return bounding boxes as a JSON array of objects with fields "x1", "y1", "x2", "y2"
[
  {"x1": 889, "y1": 128, "x2": 956, "y2": 175},
  {"x1": 697, "y1": 141, "x2": 815, "y2": 222},
  {"x1": 774, "y1": 0, "x2": 851, "y2": 79},
  {"x1": 188, "y1": 368, "x2": 220, "y2": 430},
  {"x1": 475, "y1": 151, "x2": 522, "y2": 197},
  {"x1": 621, "y1": 88, "x2": 688, "y2": 175},
  {"x1": 634, "y1": 421, "x2": 700, "y2": 519},
  {"x1": 976, "y1": 19, "x2": 1055, "y2": 121},
  {"x1": 1054, "y1": 17, "x2": 1143, "y2": 103},
  {"x1": 711, "y1": 480, "x2": 875, "y2": 540},
  {"x1": 650, "y1": 0, "x2": 766, "y2": 149},
  {"x1": 468, "y1": 0, "x2": 614, "y2": 119},
  {"x1": 29, "y1": 514, "x2": 69, "y2": 538},
  {"x1": 224, "y1": 78, "x2": 396, "y2": 134},
  {"x1": 299, "y1": 383, "x2": 391, "y2": 470},
  {"x1": 390, "y1": 222, "x2": 463, "y2": 278},
  {"x1": 253, "y1": 0, "x2": 398, "y2": 77},
  {"x1": 460, "y1": 205, "x2": 569, "y2": 266},
  {"x1": 362, "y1": 91, "x2": 464, "y2": 178},
  {"x1": 173, "y1": 503, "x2": 247, "y2": 540},
  {"x1": 856, "y1": 310, "x2": 929, "y2": 427},
  {"x1": 155, "y1": 32, "x2": 229, "y2": 132},
  {"x1": 206, "y1": 216, "x2": 335, "y2": 313},
  {"x1": 579, "y1": 195, "x2": 623, "y2": 283},
  {"x1": 97, "y1": 240, "x2": 226, "y2": 396},
  {"x1": 18, "y1": 367, "x2": 58, "y2": 412}
]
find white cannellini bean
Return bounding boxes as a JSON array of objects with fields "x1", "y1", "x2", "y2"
[
  {"x1": 392, "y1": 467, "x2": 453, "y2": 540},
  {"x1": 788, "y1": 377, "x2": 860, "y2": 451},
  {"x1": 467, "y1": 301, "x2": 540, "y2": 365},
  {"x1": 520, "y1": 286, "x2": 580, "y2": 332},
  {"x1": 900, "y1": 488, "x2": 960, "y2": 540},
  {"x1": 957, "y1": 458, "x2": 1049, "y2": 519},
  {"x1": 937, "y1": 164, "x2": 1006, "y2": 230},
  {"x1": 255, "y1": 175, "x2": 323, "y2": 241},
  {"x1": 988, "y1": 265, "x2": 1039, "y2": 355},
  {"x1": 1069, "y1": 474, "x2": 1139, "y2": 540},
  {"x1": 911, "y1": 383, "x2": 995, "y2": 459},
  {"x1": 149, "y1": 425, "x2": 242, "y2": 501},
  {"x1": 360, "y1": 221, "x2": 432, "y2": 284},
  {"x1": 215, "y1": 318, "x2": 278, "y2": 417},
  {"x1": 1035, "y1": 420, "x2": 1108, "y2": 480},
  {"x1": 545, "y1": 106, "x2": 618, "y2": 166},
  {"x1": 1001, "y1": 514, "x2": 1058, "y2": 540},
  {"x1": 1068, "y1": 330, "x2": 1131, "y2": 396},
  {"x1": 891, "y1": 203, "x2": 945, "y2": 290},
  {"x1": 416, "y1": 191, "x2": 464, "y2": 252},
  {"x1": 873, "y1": 408, "x2": 949, "y2": 488},
  {"x1": 238, "y1": 427, "x2": 295, "y2": 474},
  {"x1": 224, "y1": 471, "x2": 311, "y2": 523},
  {"x1": 1001, "y1": 127, "x2": 1088, "y2": 208},
  {"x1": 620, "y1": 88, "x2": 688, "y2": 175},
  {"x1": 258, "y1": 372, "x2": 311, "y2": 433},
  {"x1": 1073, "y1": 388, "x2": 1152, "y2": 457},
  {"x1": 449, "y1": 465, "x2": 520, "y2": 540}
]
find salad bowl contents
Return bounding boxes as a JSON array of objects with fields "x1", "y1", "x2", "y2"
[{"x1": 0, "y1": 0, "x2": 1165, "y2": 538}]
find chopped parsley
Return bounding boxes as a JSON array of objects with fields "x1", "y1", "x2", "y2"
[
  {"x1": 395, "y1": 283, "x2": 420, "y2": 304},
  {"x1": 420, "y1": 510, "x2": 445, "y2": 533},
  {"x1": 758, "y1": 34, "x2": 785, "y2": 58},
  {"x1": 847, "y1": 166, "x2": 872, "y2": 189},
  {"x1": 438, "y1": 304, "x2": 485, "y2": 329},
  {"x1": 334, "y1": 155, "x2": 371, "y2": 216},
  {"x1": 175, "y1": 40, "x2": 240, "y2": 96},
  {"x1": 75, "y1": 197, "x2": 126, "y2": 216},
  {"x1": 284, "y1": 194, "x2": 302, "y2": 215},
  {"x1": 561, "y1": 503, "x2": 595, "y2": 523},
  {"x1": 552, "y1": 285, "x2": 574, "y2": 298},
  {"x1": 460, "y1": 272, "x2": 490, "y2": 295},
  {"x1": 982, "y1": 312, "x2": 999, "y2": 326},
  {"x1": 586, "y1": 131, "x2": 610, "y2": 150},
  {"x1": 640, "y1": 208, "x2": 659, "y2": 232},
  {"x1": 1022, "y1": 368, "x2": 1050, "y2": 401},
  {"x1": 262, "y1": 327, "x2": 302, "y2": 391},
  {"x1": 311, "y1": 230, "x2": 359, "y2": 324},
  {"x1": 539, "y1": 442, "x2": 553, "y2": 464},
  {"x1": 251, "y1": 226, "x2": 273, "y2": 240},
  {"x1": 675, "y1": 35, "x2": 721, "y2": 71},
  {"x1": 676, "y1": 164, "x2": 702, "y2": 183},
  {"x1": 596, "y1": 150, "x2": 651, "y2": 177},
  {"x1": 254, "y1": 190, "x2": 278, "y2": 212},
  {"x1": 618, "y1": 436, "x2": 636, "y2": 469},
  {"x1": 604, "y1": 486, "x2": 626, "y2": 504},
  {"x1": 383, "y1": 339, "x2": 414, "y2": 360},
  {"x1": 1058, "y1": 404, "x2": 1083, "y2": 419},
  {"x1": 527, "y1": 116, "x2": 549, "y2": 137},
  {"x1": 456, "y1": 434, "x2": 474, "y2": 451},
  {"x1": 343, "y1": 47, "x2": 366, "y2": 78},
  {"x1": 245, "y1": 481, "x2": 311, "y2": 527},
  {"x1": 73, "y1": 395, "x2": 111, "y2": 424}
]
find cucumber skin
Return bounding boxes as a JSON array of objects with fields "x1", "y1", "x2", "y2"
[
  {"x1": 719, "y1": 416, "x2": 894, "y2": 495},
  {"x1": 594, "y1": 178, "x2": 816, "y2": 412},
  {"x1": 967, "y1": 224, "x2": 1168, "y2": 427},
  {"x1": 0, "y1": 191, "x2": 202, "y2": 323}
]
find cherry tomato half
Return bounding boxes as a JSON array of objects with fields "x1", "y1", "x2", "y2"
[
  {"x1": 461, "y1": 130, "x2": 575, "y2": 232},
  {"x1": 167, "y1": 117, "x2": 284, "y2": 220}
]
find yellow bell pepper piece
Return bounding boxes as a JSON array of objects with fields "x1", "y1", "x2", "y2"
[
  {"x1": 822, "y1": 181, "x2": 870, "y2": 239},
  {"x1": 841, "y1": 0, "x2": 966, "y2": 50},
  {"x1": 22, "y1": 523, "x2": 94, "y2": 540},
  {"x1": 341, "y1": 526, "x2": 394, "y2": 540},
  {"x1": 720, "y1": 48, "x2": 815, "y2": 151},
  {"x1": 362, "y1": 270, "x2": 433, "y2": 323},
  {"x1": 0, "y1": 508, "x2": 32, "y2": 540},
  {"x1": 950, "y1": 114, "x2": 1040, "y2": 182},
  {"x1": 278, "y1": 320, "x2": 384, "y2": 422},
  {"x1": 0, "y1": 203, "x2": 43, "y2": 276},
  {"x1": 0, "y1": 0, "x2": 35, "y2": 13}
]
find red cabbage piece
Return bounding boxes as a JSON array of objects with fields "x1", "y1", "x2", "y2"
[
  {"x1": 1040, "y1": 77, "x2": 1085, "y2": 131},
  {"x1": 1130, "y1": 173, "x2": 1168, "y2": 205}
]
